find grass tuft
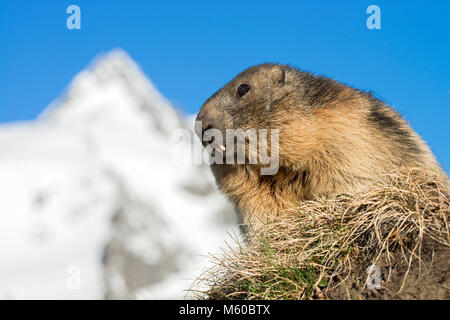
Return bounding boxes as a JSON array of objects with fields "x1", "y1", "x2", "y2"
[{"x1": 190, "y1": 168, "x2": 449, "y2": 300}]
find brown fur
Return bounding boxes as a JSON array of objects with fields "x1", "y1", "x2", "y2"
[{"x1": 196, "y1": 64, "x2": 448, "y2": 226}]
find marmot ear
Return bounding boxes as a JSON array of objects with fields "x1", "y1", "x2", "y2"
[{"x1": 270, "y1": 67, "x2": 286, "y2": 86}]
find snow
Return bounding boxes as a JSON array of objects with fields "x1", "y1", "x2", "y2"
[{"x1": 0, "y1": 49, "x2": 239, "y2": 299}]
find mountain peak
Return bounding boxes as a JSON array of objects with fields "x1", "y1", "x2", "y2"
[
  {"x1": 90, "y1": 48, "x2": 138, "y2": 74},
  {"x1": 40, "y1": 49, "x2": 182, "y2": 135},
  {"x1": 76, "y1": 48, "x2": 150, "y2": 92}
]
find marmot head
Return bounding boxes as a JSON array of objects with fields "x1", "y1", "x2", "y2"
[
  {"x1": 195, "y1": 63, "x2": 310, "y2": 170},
  {"x1": 195, "y1": 63, "x2": 347, "y2": 171},
  {"x1": 196, "y1": 64, "x2": 293, "y2": 134}
]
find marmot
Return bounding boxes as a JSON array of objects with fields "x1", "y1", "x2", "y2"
[{"x1": 195, "y1": 63, "x2": 448, "y2": 226}]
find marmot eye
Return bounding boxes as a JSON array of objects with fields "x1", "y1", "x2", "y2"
[{"x1": 237, "y1": 84, "x2": 251, "y2": 98}]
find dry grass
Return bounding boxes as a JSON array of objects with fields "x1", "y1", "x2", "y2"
[{"x1": 190, "y1": 169, "x2": 449, "y2": 300}]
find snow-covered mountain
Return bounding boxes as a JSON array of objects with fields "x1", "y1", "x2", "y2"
[{"x1": 0, "y1": 49, "x2": 239, "y2": 299}]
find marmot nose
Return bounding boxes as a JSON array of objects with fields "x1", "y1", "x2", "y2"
[{"x1": 195, "y1": 109, "x2": 214, "y2": 140}]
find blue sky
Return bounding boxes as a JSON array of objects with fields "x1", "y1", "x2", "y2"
[{"x1": 0, "y1": 0, "x2": 449, "y2": 171}]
